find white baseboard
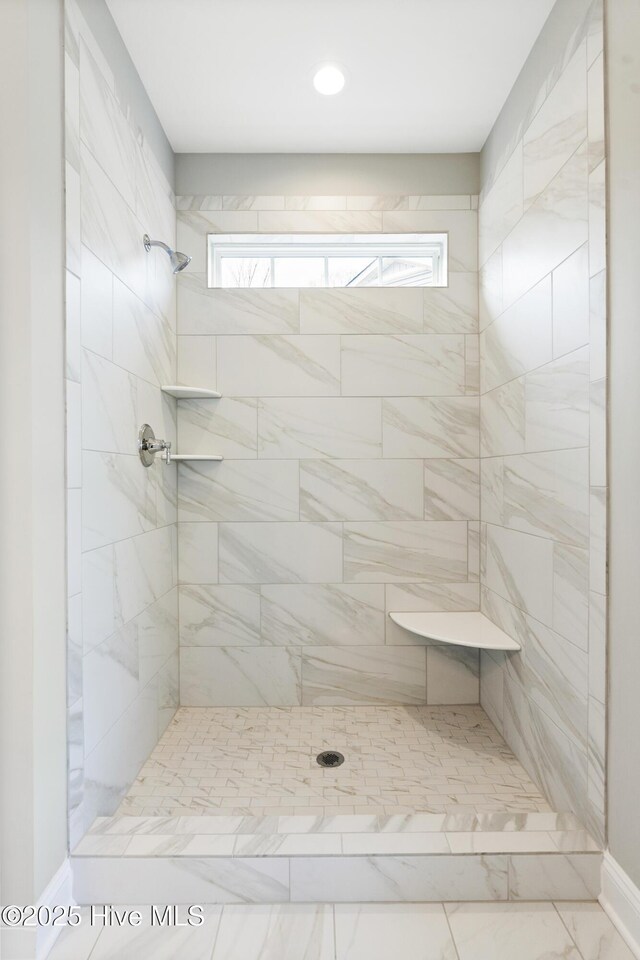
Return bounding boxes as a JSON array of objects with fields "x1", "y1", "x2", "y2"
[
  {"x1": 36, "y1": 859, "x2": 74, "y2": 960},
  {"x1": 600, "y1": 851, "x2": 640, "y2": 959}
]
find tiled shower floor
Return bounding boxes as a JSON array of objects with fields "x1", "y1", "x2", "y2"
[{"x1": 117, "y1": 705, "x2": 552, "y2": 817}]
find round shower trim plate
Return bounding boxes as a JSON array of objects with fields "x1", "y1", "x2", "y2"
[{"x1": 316, "y1": 750, "x2": 345, "y2": 768}]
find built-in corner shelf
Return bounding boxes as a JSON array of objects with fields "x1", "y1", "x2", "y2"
[
  {"x1": 161, "y1": 385, "x2": 222, "y2": 399},
  {"x1": 169, "y1": 454, "x2": 224, "y2": 463},
  {"x1": 388, "y1": 611, "x2": 521, "y2": 651}
]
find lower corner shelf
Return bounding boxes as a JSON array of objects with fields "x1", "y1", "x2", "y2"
[
  {"x1": 387, "y1": 611, "x2": 520, "y2": 651},
  {"x1": 169, "y1": 454, "x2": 224, "y2": 462}
]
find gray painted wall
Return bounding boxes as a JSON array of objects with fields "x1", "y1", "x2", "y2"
[
  {"x1": 76, "y1": 0, "x2": 174, "y2": 185},
  {"x1": 176, "y1": 153, "x2": 480, "y2": 197},
  {"x1": 606, "y1": 0, "x2": 640, "y2": 891},
  {"x1": 0, "y1": 0, "x2": 67, "y2": 937}
]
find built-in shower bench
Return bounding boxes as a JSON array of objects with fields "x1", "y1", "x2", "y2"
[{"x1": 388, "y1": 611, "x2": 521, "y2": 651}]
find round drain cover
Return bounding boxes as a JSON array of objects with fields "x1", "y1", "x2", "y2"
[{"x1": 316, "y1": 750, "x2": 345, "y2": 768}]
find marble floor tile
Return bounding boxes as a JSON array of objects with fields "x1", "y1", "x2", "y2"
[
  {"x1": 445, "y1": 902, "x2": 581, "y2": 960},
  {"x1": 334, "y1": 903, "x2": 457, "y2": 959},
  {"x1": 46, "y1": 901, "x2": 630, "y2": 960},
  {"x1": 87, "y1": 906, "x2": 222, "y2": 960},
  {"x1": 212, "y1": 904, "x2": 334, "y2": 960},
  {"x1": 555, "y1": 901, "x2": 637, "y2": 960}
]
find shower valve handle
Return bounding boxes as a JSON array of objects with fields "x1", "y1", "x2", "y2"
[{"x1": 138, "y1": 424, "x2": 171, "y2": 466}]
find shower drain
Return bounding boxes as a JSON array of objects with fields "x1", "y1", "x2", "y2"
[{"x1": 316, "y1": 750, "x2": 345, "y2": 768}]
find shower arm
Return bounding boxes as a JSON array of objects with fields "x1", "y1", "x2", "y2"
[{"x1": 143, "y1": 235, "x2": 170, "y2": 254}]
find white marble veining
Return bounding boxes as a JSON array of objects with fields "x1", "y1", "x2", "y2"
[
  {"x1": 341, "y1": 334, "x2": 466, "y2": 397},
  {"x1": 180, "y1": 585, "x2": 261, "y2": 647},
  {"x1": 178, "y1": 522, "x2": 218, "y2": 584},
  {"x1": 553, "y1": 244, "x2": 590, "y2": 358},
  {"x1": 481, "y1": 276, "x2": 553, "y2": 394},
  {"x1": 178, "y1": 277, "x2": 299, "y2": 335},
  {"x1": 423, "y1": 273, "x2": 478, "y2": 334},
  {"x1": 335, "y1": 903, "x2": 457, "y2": 960},
  {"x1": 424, "y1": 459, "x2": 480, "y2": 521},
  {"x1": 301, "y1": 646, "x2": 427, "y2": 705},
  {"x1": 445, "y1": 902, "x2": 582, "y2": 960},
  {"x1": 300, "y1": 459, "x2": 424, "y2": 521},
  {"x1": 178, "y1": 397, "x2": 257, "y2": 459},
  {"x1": 218, "y1": 334, "x2": 341, "y2": 397},
  {"x1": 290, "y1": 855, "x2": 509, "y2": 902},
  {"x1": 556, "y1": 901, "x2": 636, "y2": 960},
  {"x1": 79, "y1": 39, "x2": 136, "y2": 209},
  {"x1": 343, "y1": 521, "x2": 468, "y2": 583},
  {"x1": 502, "y1": 143, "x2": 589, "y2": 309},
  {"x1": 523, "y1": 42, "x2": 588, "y2": 210},
  {"x1": 261, "y1": 584, "x2": 385, "y2": 647},
  {"x1": 181, "y1": 648, "x2": 302, "y2": 706},
  {"x1": 258, "y1": 397, "x2": 382, "y2": 460},
  {"x1": 66, "y1": 0, "x2": 180, "y2": 835},
  {"x1": 214, "y1": 904, "x2": 335, "y2": 960},
  {"x1": 178, "y1": 459, "x2": 299, "y2": 522},
  {"x1": 219, "y1": 522, "x2": 343, "y2": 585},
  {"x1": 382, "y1": 397, "x2": 479, "y2": 458},
  {"x1": 48, "y1": 899, "x2": 629, "y2": 960},
  {"x1": 300, "y1": 287, "x2": 423, "y2": 334}
]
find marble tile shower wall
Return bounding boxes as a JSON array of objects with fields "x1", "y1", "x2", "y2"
[
  {"x1": 64, "y1": 0, "x2": 179, "y2": 842},
  {"x1": 478, "y1": 1, "x2": 606, "y2": 843},
  {"x1": 174, "y1": 195, "x2": 481, "y2": 709}
]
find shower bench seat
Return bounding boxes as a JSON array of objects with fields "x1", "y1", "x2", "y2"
[{"x1": 388, "y1": 611, "x2": 521, "y2": 651}]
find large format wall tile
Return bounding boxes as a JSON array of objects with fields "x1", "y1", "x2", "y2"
[
  {"x1": 344, "y1": 521, "x2": 468, "y2": 583},
  {"x1": 82, "y1": 452, "x2": 156, "y2": 551},
  {"x1": 480, "y1": 277, "x2": 552, "y2": 393},
  {"x1": 478, "y1": 3, "x2": 606, "y2": 844},
  {"x1": 502, "y1": 449, "x2": 589, "y2": 548},
  {"x1": 79, "y1": 39, "x2": 136, "y2": 209},
  {"x1": 178, "y1": 277, "x2": 299, "y2": 335},
  {"x1": 301, "y1": 646, "x2": 426, "y2": 705},
  {"x1": 178, "y1": 459, "x2": 299, "y2": 522},
  {"x1": 423, "y1": 459, "x2": 480, "y2": 521},
  {"x1": 423, "y1": 273, "x2": 478, "y2": 333},
  {"x1": 261, "y1": 584, "x2": 385, "y2": 647},
  {"x1": 523, "y1": 42, "x2": 588, "y2": 210},
  {"x1": 219, "y1": 522, "x2": 343, "y2": 584},
  {"x1": 300, "y1": 459, "x2": 424, "y2": 521},
  {"x1": 502, "y1": 144, "x2": 589, "y2": 309},
  {"x1": 218, "y1": 335, "x2": 341, "y2": 396},
  {"x1": 484, "y1": 525, "x2": 554, "y2": 625},
  {"x1": 180, "y1": 647, "x2": 302, "y2": 706},
  {"x1": 479, "y1": 145, "x2": 524, "y2": 266},
  {"x1": 258, "y1": 398, "x2": 382, "y2": 459},
  {"x1": 113, "y1": 278, "x2": 174, "y2": 387},
  {"x1": 300, "y1": 287, "x2": 422, "y2": 334},
  {"x1": 341, "y1": 334, "x2": 465, "y2": 397},
  {"x1": 382, "y1": 398, "x2": 479, "y2": 458},
  {"x1": 180, "y1": 585, "x2": 261, "y2": 647},
  {"x1": 290, "y1": 855, "x2": 508, "y2": 902},
  {"x1": 67, "y1": 0, "x2": 179, "y2": 833},
  {"x1": 178, "y1": 397, "x2": 258, "y2": 459}
]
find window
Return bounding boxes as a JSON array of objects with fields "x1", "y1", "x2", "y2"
[{"x1": 208, "y1": 234, "x2": 447, "y2": 288}]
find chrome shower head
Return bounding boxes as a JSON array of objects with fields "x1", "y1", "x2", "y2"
[
  {"x1": 143, "y1": 234, "x2": 192, "y2": 274},
  {"x1": 169, "y1": 249, "x2": 191, "y2": 273}
]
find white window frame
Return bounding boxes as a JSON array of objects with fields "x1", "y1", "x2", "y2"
[{"x1": 207, "y1": 233, "x2": 448, "y2": 288}]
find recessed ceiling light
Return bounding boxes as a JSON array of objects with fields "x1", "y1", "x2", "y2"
[{"x1": 313, "y1": 63, "x2": 346, "y2": 96}]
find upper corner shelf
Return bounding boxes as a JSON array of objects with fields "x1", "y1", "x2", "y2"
[
  {"x1": 161, "y1": 385, "x2": 222, "y2": 399},
  {"x1": 388, "y1": 611, "x2": 521, "y2": 652}
]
